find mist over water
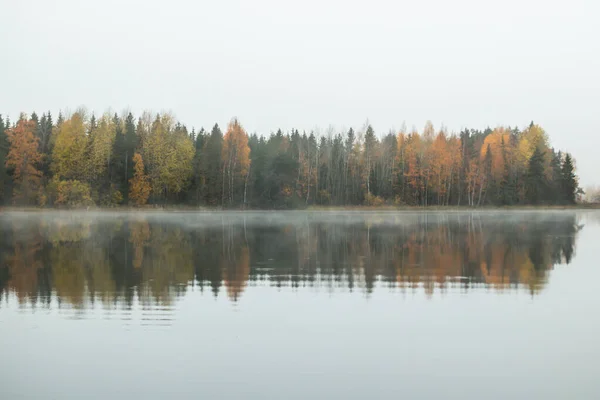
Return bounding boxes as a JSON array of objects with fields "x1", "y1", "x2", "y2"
[{"x1": 1, "y1": 211, "x2": 599, "y2": 399}]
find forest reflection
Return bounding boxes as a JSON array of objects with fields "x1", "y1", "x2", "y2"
[{"x1": 0, "y1": 212, "x2": 582, "y2": 310}]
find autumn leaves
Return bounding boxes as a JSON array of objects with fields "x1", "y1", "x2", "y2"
[
  {"x1": 129, "y1": 153, "x2": 150, "y2": 206},
  {"x1": 0, "y1": 111, "x2": 253, "y2": 207},
  {"x1": 0, "y1": 111, "x2": 579, "y2": 208},
  {"x1": 5, "y1": 119, "x2": 42, "y2": 205}
]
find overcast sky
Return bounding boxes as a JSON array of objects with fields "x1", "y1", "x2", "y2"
[{"x1": 1, "y1": 0, "x2": 598, "y2": 186}]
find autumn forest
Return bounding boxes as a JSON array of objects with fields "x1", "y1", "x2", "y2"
[{"x1": 0, "y1": 110, "x2": 579, "y2": 208}]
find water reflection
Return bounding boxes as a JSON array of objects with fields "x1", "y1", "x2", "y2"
[{"x1": 0, "y1": 212, "x2": 583, "y2": 312}]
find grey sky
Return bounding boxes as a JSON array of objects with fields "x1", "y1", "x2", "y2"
[{"x1": 1, "y1": 0, "x2": 598, "y2": 185}]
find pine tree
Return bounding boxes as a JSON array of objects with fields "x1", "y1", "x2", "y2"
[{"x1": 561, "y1": 153, "x2": 577, "y2": 204}]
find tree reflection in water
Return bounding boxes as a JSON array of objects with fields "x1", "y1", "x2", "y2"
[{"x1": 0, "y1": 212, "x2": 583, "y2": 312}]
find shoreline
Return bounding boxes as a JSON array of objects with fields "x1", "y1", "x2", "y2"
[{"x1": 2, "y1": 204, "x2": 599, "y2": 213}]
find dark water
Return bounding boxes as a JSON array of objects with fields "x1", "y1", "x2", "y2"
[{"x1": 1, "y1": 210, "x2": 599, "y2": 399}]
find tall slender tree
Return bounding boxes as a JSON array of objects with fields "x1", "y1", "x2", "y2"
[
  {"x1": 561, "y1": 153, "x2": 577, "y2": 204},
  {"x1": 222, "y1": 119, "x2": 250, "y2": 207}
]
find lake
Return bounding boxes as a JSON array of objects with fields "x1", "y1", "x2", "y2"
[{"x1": 1, "y1": 210, "x2": 599, "y2": 399}]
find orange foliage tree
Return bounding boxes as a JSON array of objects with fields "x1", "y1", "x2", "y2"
[
  {"x1": 5, "y1": 118, "x2": 42, "y2": 204},
  {"x1": 129, "y1": 153, "x2": 151, "y2": 206}
]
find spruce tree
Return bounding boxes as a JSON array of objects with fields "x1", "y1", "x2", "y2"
[
  {"x1": 110, "y1": 112, "x2": 139, "y2": 202},
  {"x1": 549, "y1": 149, "x2": 563, "y2": 204},
  {"x1": 526, "y1": 147, "x2": 547, "y2": 204},
  {"x1": 37, "y1": 112, "x2": 54, "y2": 181},
  {"x1": 111, "y1": 113, "x2": 126, "y2": 195},
  {"x1": 202, "y1": 124, "x2": 223, "y2": 205},
  {"x1": 124, "y1": 113, "x2": 137, "y2": 182},
  {"x1": 190, "y1": 127, "x2": 206, "y2": 204},
  {"x1": 561, "y1": 153, "x2": 577, "y2": 204}
]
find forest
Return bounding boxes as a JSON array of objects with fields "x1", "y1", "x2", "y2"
[{"x1": 0, "y1": 109, "x2": 580, "y2": 208}]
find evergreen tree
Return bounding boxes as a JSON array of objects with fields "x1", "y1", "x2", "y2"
[
  {"x1": 247, "y1": 134, "x2": 268, "y2": 208},
  {"x1": 364, "y1": 125, "x2": 377, "y2": 197},
  {"x1": 201, "y1": 124, "x2": 223, "y2": 205},
  {"x1": 38, "y1": 112, "x2": 54, "y2": 181},
  {"x1": 124, "y1": 112, "x2": 137, "y2": 181},
  {"x1": 111, "y1": 112, "x2": 138, "y2": 201},
  {"x1": 561, "y1": 153, "x2": 577, "y2": 204},
  {"x1": 31, "y1": 112, "x2": 39, "y2": 131},
  {"x1": 549, "y1": 149, "x2": 564, "y2": 204},
  {"x1": 344, "y1": 128, "x2": 356, "y2": 203},
  {"x1": 111, "y1": 113, "x2": 126, "y2": 194},
  {"x1": 190, "y1": 127, "x2": 206, "y2": 204},
  {"x1": 526, "y1": 147, "x2": 547, "y2": 204},
  {"x1": 89, "y1": 113, "x2": 97, "y2": 134}
]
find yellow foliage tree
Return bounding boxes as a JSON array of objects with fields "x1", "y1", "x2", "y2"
[
  {"x1": 129, "y1": 153, "x2": 151, "y2": 206},
  {"x1": 518, "y1": 123, "x2": 549, "y2": 163},
  {"x1": 481, "y1": 127, "x2": 512, "y2": 181},
  {"x1": 51, "y1": 111, "x2": 88, "y2": 181},
  {"x1": 222, "y1": 118, "x2": 251, "y2": 206},
  {"x1": 88, "y1": 114, "x2": 116, "y2": 184},
  {"x1": 142, "y1": 113, "x2": 194, "y2": 200}
]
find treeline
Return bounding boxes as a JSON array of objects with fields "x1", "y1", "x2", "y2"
[{"x1": 0, "y1": 109, "x2": 580, "y2": 208}]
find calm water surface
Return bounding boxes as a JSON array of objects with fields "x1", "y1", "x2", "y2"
[{"x1": 1, "y1": 211, "x2": 599, "y2": 399}]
